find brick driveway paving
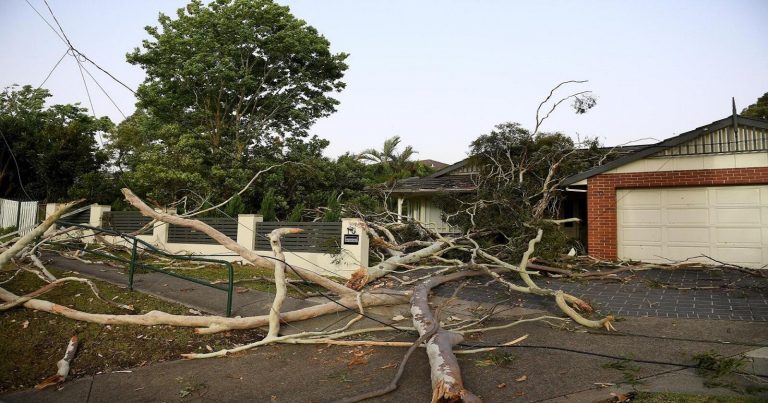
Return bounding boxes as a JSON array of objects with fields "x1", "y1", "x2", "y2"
[{"x1": 435, "y1": 268, "x2": 768, "y2": 321}]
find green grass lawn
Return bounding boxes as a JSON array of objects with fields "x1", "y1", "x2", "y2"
[
  {"x1": 45, "y1": 241, "x2": 329, "y2": 298},
  {"x1": 0, "y1": 266, "x2": 264, "y2": 393}
]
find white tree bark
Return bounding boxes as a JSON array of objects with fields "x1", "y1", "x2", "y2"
[
  {"x1": 411, "y1": 270, "x2": 483, "y2": 403},
  {"x1": 0, "y1": 200, "x2": 81, "y2": 269},
  {"x1": 266, "y1": 227, "x2": 302, "y2": 339},
  {"x1": 0, "y1": 284, "x2": 406, "y2": 333},
  {"x1": 121, "y1": 188, "x2": 352, "y2": 296},
  {"x1": 35, "y1": 336, "x2": 78, "y2": 390}
]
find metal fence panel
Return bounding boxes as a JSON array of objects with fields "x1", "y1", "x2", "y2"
[
  {"x1": 254, "y1": 222, "x2": 342, "y2": 253},
  {"x1": 60, "y1": 205, "x2": 92, "y2": 225},
  {"x1": 103, "y1": 211, "x2": 153, "y2": 233},
  {"x1": 168, "y1": 217, "x2": 238, "y2": 244}
]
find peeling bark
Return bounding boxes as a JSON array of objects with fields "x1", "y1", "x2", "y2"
[
  {"x1": 0, "y1": 285, "x2": 407, "y2": 333},
  {"x1": 411, "y1": 270, "x2": 483, "y2": 403},
  {"x1": 35, "y1": 336, "x2": 78, "y2": 390}
]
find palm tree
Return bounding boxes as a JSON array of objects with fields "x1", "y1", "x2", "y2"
[{"x1": 357, "y1": 136, "x2": 419, "y2": 182}]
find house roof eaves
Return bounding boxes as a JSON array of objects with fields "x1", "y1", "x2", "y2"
[
  {"x1": 560, "y1": 115, "x2": 766, "y2": 186},
  {"x1": 428, "y1": 159, "x2": 468, "y2": 178},
  {"x1": 391, "y1": 187, "x2": 476, "y2": 195}
]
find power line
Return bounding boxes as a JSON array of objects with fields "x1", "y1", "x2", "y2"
[
  {"x1": 80, "y1": 64, "x2": 127, "y2": 119},
  {"x1": 25, "y1": 0, "x2": 137, "y2": 99},
  {"x1": 24, "y1": 0, "x2": 65, "y2": 43},
  {"x1": 74, "y1": 57, "x2": 96, "y2": 116},
  {"x1": 42, "y1": 0, "x2": 137, "y2": 96},
  {"x1": 37, "y1": 48, "x2": 69, "y2": 89}
]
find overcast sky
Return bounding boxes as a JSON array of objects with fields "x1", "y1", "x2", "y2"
[{"x1": 1, "y1": 0, "x2": 766, "y2": 163}]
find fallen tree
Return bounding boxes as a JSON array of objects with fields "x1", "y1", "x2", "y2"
[
  {"x1": 0, "y1": 190, "x2": 616, "y2": 402},
  {"x1": 0, "y1": 82, "x2": 624, "y2": 401}
]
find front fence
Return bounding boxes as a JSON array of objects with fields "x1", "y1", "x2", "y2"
[
  {"x1": 49, "y1": 205, "x2": 369, "y2": 279},
  {"x1": 102, "y1": 211, "x2": 153, "y2": 233},
  {"x1": 60, "y1": 205, "x2": 92, "y2": 224},
  {"x1": 168, "y1": 217, "x2": 238, "y2": 244},
  {"x1": 0, "y1": 198, "x2": 39, "y2": 235},
  {"x1": 53, "y1": 220, "x2": 235, "y2": 317},
  {"x1": 254, "y1": 222, "x2": 342, "y2": 253}
]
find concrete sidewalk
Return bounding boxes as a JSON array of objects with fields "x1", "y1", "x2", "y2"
[
  {"x1": 4, "y1": 316, "x2": 767, "y2": 402},
  {"x1": 5, "y1": 255, "x2": 768, "y2": 402},
  {"x1": 44, "y1": 253, "x2": 315, "y2": 318},
  {"x1": 42, "y1": 253, "x2": 409, "y2": 335}
]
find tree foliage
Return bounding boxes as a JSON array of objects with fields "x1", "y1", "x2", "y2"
[
  {"x1": 357, "y1": 136, "x2": 431, "y2": 184},
  {"x1": 259, "y1": 189, "x2": 277, "y2": 221},
  {"x1": 114, "y1": 0, "x2": 349, "y2": 206},
  {"x1": 126, "y1": 0, "x2": 347, "y2": 155},
  {"x1": 435, "y1": 122, "x2": 605, "y2": 258},
  {"x1": 0, "y1": 85, "x2": 111, "y2": 201},
  {"x1": 741, "y1": 92, "x2": 768, "y2": 120}
]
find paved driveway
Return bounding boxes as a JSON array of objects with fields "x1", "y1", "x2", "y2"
[{"x1": 436, "y1": 268, "x2": 768, "y2": 321}]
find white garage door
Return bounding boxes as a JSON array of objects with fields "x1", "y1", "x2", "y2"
[{"x1": 617, "y1": 185, "x2": 768, "y2": 268}]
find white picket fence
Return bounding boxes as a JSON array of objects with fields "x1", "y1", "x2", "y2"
[{"x1": 0, "y1": 198, "x2": 39, "y2": 235}]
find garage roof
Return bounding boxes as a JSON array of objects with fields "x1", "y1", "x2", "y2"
[{"x1": 561, "y1": 114, "x2": 768, "y2": 186}]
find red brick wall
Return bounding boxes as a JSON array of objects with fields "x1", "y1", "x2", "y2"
[{"x1": 587, "y1": 167, "x2": 768, "y2": 259}]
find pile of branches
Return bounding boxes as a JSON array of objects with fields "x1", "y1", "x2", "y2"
[{"x1": 1, "y1": 189, "x2": 618, "y2": 401}]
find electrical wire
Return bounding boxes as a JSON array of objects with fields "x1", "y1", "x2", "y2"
[
  {"x1": 24, "y1": 0, "x2": 66, "y2": 43},
  {"x1": 37, "y1": 48, "x2": 69, "y2": 89},
  {"x1": 45, "y1": 223, "x2": 768, "y2": 383},
  {"x1": 455, "y1": 342, "x2": 768, "y2": 379},
  {"x1": 74, "y1": 57, "x2": 96, "y2": 116},
  {"x1": 40, "y1": 0, "x2": 136, "y2": 95},
  {"x1": 585, "y1": 330, "x2": 768, "y2": 348},
  {"x1": 80, "y1": 63, "x2": 127, "y2": 119}
]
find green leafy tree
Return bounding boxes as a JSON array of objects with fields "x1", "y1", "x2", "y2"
[
  {"x1": 0, "y1": 85, "x2": 111, "y2": 201},
  {"x1": 741, "y1": 92, "x2": 768, "y2": 120},
  {"x1": 224, "y1": 193, "x2": 246, "y2": 216},
  {"x1": 260, "y1": 189, "x2": 277, "y2": 221},
  {"x1": 323, "y1": 192, "x2": 341, "y2": 222},
  {"x1": 287, "y1": 203, "x2": 305, "y2": 222},
  {"x1": 118, "y1": 0, "x2": 348, "y2": 204}
]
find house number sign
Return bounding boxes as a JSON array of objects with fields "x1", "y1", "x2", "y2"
[{"x1": 344, "y1": 225, "x2": 359, "y2": 245}]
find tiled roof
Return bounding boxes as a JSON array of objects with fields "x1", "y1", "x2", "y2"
[{"x1": 391, "y1": 175, "x2": 476, "y2": 194}]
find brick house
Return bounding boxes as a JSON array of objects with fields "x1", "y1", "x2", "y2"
[{"x1": 561, "y1": 114, "x2": 768, "y2": 268}]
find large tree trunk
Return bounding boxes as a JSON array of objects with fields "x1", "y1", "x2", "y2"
[{"x1": 411, "y1": 270, "x2": 483, "y2": 403}]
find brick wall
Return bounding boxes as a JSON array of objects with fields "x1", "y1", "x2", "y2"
[{"x1": 587, "y1": 167, "x2": 768, "y2": 259}]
